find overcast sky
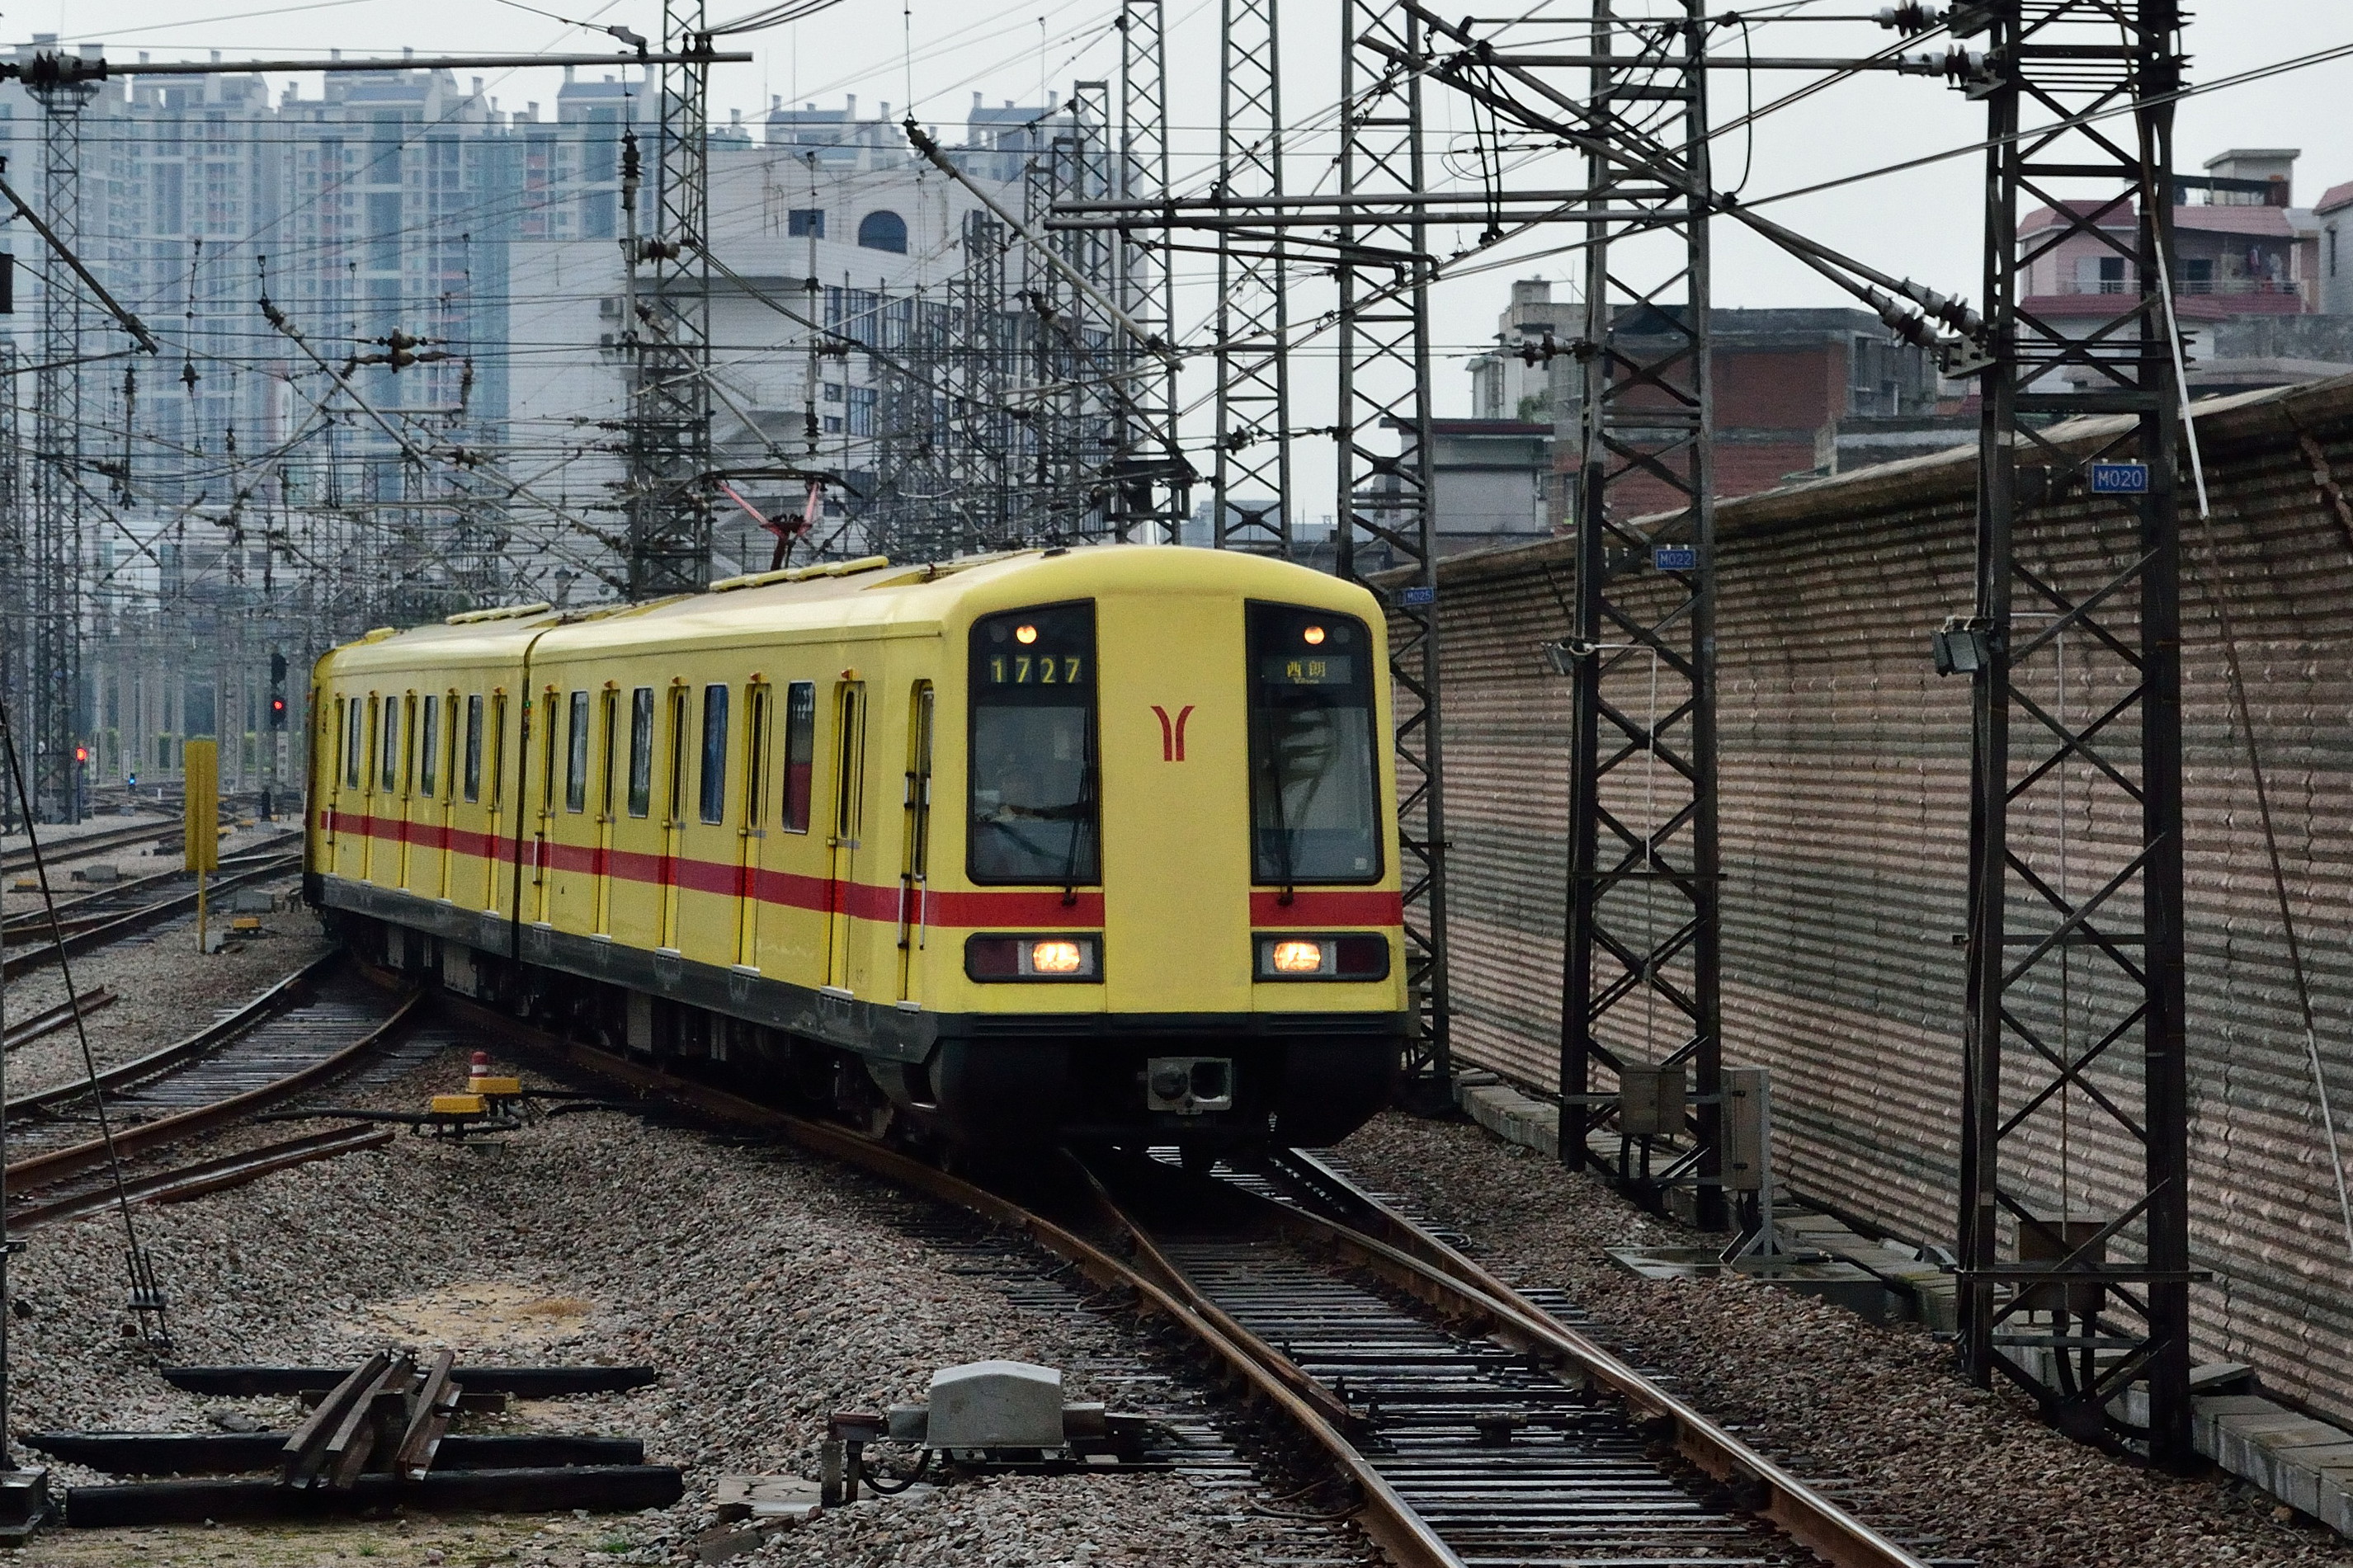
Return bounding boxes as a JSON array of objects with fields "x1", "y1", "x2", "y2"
[{"x1": 46, "y1": 0, "x2": 2353, "y2": 518}]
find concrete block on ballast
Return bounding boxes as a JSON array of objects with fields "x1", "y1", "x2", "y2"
[
  {"x1": 1459, "y1": 1082, "x2": 1560, "y2": 1160},
  {"x1": 924, "y1": 1361, "x2": 1064, "y2": 1450}
]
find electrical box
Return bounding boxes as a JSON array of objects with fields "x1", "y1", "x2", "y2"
[
  {"x1": 1720, "y1": 1066, "x2": 1769, "y2": 1193},
  {"x1": 1617, "y1": 1062, "x2": 1685, "y2": 1137}
]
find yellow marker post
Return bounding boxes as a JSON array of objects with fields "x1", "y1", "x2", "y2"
[{"x1": 182, "y1": 737, "x2": 219, "y2": 952}]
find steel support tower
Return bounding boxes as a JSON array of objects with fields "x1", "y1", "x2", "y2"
[
  {"x1": 1115, "y1": 0, "x2": 1187, "y2": 543},
  {"x1": 26, "y1": 78, "x2": 96, "y2": 822},
  {"x1": 624, "y1": 0, "x2": 715, "y2": 597},
  {"x1": 1337, "y1": 0, "x2": 1449, "y2": 1092},
  {"x1": 1211, "y1": 0, "x2": 1293, "y2": 555},
  {"x1": 1955, "y1": 0, "x2": 2192, "y2": 1466},
  {"x1": 1551, "y1": 3, "x2": 1720, "y2": 1223}
]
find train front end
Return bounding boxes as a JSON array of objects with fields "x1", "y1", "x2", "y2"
[{"x1": 922, "y1": 548, "x2": 1408, "y2": 1152}]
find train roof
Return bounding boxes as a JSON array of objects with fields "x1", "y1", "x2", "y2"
[{"x1": 313, "y1": 544, "x2": 1384, "y2": 681}]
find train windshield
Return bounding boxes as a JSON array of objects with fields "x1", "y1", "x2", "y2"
[
  {"x1": 1247, "y1": 602, "x2": 1380, "y2": 884},
  {"x1": 969, "y1": 602, "x2": 1099, "y2": 884}
]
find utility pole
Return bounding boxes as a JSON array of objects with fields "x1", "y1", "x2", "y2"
[
  {"x1": 1951, "y1": 0, "x2": 2194, "y2": 1467},
  {"x1": 1114, "y1": 0, "x2": 1187, "y2": 543},
  {"x1": 1210, "y1": 0, "x2": 1293, "y2": 556},
  {"x1": 1337, "y1": 0, "x2": 1450, "y2": 1100},
  {"x1": 622, "y1": 2, "x2": 718, "y2": 598},
  {"x1": 1551, "y1": 1, "x2": 1722, "y2": 1224},
  {"x1": 25, "y1": 76, "x2": 97, "y2": 824}
]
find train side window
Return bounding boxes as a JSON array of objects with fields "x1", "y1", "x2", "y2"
[
  {"x1": 665, "y1": 685, "x2": 689, "y2": 823},
  {"x1": 380, "y1": 696, "x2": 402, "y2": 793},
  {"x1": 332, "y1": 698, "x2": 347, "y2": 792},
  {"x1": 349, "y1": 696, "x2": 366, "y2": 789},
  {"x1": 420, "y1": 695, "x2": 441, "y2": 798},
  {"x1": 599, "y1": 687, "x2": 620, "y2": 817},
  {"x1": 835, "y1": 685, "x2": 865, "y2": 844},
  {"x1": 780, "y1": 681, "x2": 815, "y2": 833},
  {"x1": 487, "y1": 693, "x2": 507, "y2": 810},
  {"x1": 626, "y1": 687, "x2": 654, "y2": 817},
  {"x1": 361, "y1": 696, "x2": 377, "y2": 793},
  {"x1": 539, "y1": 690, "x2": 559, "y2": 813},
  {"x1": 464, "y1": 695, "x2": 483, "y2": 803},
  {"x1": 743, "y1": 683, "x2": 772, "y2": 829},
  {"x1": 565, "y1": 690, "x2": 591, "y2": 812},
  {"x1": 699, "y1": 684, "x2": 730, "y2": 825}
]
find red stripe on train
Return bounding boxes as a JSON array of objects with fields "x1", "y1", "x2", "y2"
[{"x1": 320, "y1": 809, "x2": 1110, "y2": 925}]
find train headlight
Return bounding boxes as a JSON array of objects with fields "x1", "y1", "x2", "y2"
[
  {"x1": 1271, "y1": 939, "x2": 1326, "y2": 974},
  {"x1": 1255, "y1": 933, "x2": 1391, "y2": 982},
  {"x1": 965, "y1": 932, "x2": 1101, "y2": 982}
]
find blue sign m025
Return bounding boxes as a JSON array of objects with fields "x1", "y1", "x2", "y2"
[{"x1": 2088, "y1": 460, "x2": 2149, "y2": 494}]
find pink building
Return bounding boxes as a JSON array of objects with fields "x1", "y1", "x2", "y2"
[{"x1": 2018, "y1": 149, "x2": 2345, "y2": 393}]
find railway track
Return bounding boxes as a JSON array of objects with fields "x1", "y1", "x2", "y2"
[
  {"x1": 0, "y1": 819, "x2": 182, "y2": 876},
  {"x1": 0, "y1": 838, "x2": 304, "y2": 980},
  {"x1": 4, "y1": 957, "x2": 419, "y2": 1230},
  {"x1": 461, "y1": 1005, "x2": 1939, "y2": 1568}
]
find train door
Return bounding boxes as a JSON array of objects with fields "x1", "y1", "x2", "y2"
[
  {"x1": 361, "y1": 694, "x2": 380, "y2": 883},
  {"x1": 896, "y1": 682, "x2": 933, "y2": 1002},
  {"x1": 321, "y1": 694, "x2": 344, "y2": 873},
  {"x1": 736, "y1": 680, "x2": 773, "y2": 970},
  {"x1": 824, "y1": 681, "x2": 867, "y2": 992},
  {"x1": 460, "y1": 693, "x2": 483, "y2": 907},
  {"x1": 531, "y1": 685, "x2": 559, "y2": 924},
  {"x1": 479, "y1": 690, "x2": 505, "y2": 913},
  {"x1": 394, "y1": 693, "x2": 417, "y2": 888},
  {"x1": 425, "y1": 691, "x2": 451, "y2": 901},
  {"x1": 593, "y1": 684, "x2": 619, "y2": 936},
  {"x1": 658, "y1": 680, "x2": 689, "y2": 949}
]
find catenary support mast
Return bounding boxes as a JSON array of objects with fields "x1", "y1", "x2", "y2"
[
  {"x1": 1955, "y1": 0, "x2": 2192, "y2": 1467},
  {"x1": 1553, "y1": 1, "x2": 1720, "y2": 1222},
  {"x1": 1337, "y1": 0, "x2": 1449, "y2": 1095}
]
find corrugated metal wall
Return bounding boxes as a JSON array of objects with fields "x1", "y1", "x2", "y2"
[{"x1": 1415, "y1": 378, "x2": 2353, "y2": 1420}]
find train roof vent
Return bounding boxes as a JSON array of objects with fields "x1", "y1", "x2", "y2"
[
  {"x1": 445, "y1": 601, "x2": 554, "y2": 625},
  {"x1": 710, "y1": 555, "x2": 892, "y2": 592}
]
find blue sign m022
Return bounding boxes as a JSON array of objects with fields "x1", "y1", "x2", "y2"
[
  {"x1": 1652, "y1": 545, "x2": 1697, "y2": 572},
  {"x1": 2087, "y1": 460, "x2": 2149, "y2": 495}
]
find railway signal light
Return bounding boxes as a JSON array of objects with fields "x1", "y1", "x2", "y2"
[{"x1": 268, "y1": 651, "x2": 288, "y2": 730}]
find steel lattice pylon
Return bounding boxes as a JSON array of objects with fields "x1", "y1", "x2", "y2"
[
  {"x1": 624, "y1": 0, "x2": 715, "y2": 598},
  {"x1": 1211, "y1": 0, "x2": 1293, "y2": 556},
  {"x1": 1115, "y1": 0, "x2": 1187, "y2": 543},
  {"x1": 1955, "y1": 0, "x2": 2192, "y2": 1467},
  {"x1": 26, "y1": 78, "x2": 96, "y2": 823},
  {"x1": 1549, "y1": 2, "x2": 1722, "y2": 1223},
  {"x1": 1337, "y1": 0, "x2": 1449, "y2": 1093}
]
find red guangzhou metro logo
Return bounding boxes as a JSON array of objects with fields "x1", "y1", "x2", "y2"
[{"x1": 1150, "y1": 704, "x2": 1195, "y2": 762}]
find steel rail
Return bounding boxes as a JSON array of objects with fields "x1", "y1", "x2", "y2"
[
  {"x1": 447, "y1": 1003, "x2": 1463, "y2": 1568},
  {"x1": 0, "y1": 841, "x2": 300, "y2": 936},
  {"x1": 8, "y1": 1123, "x2": 394, "y2": 1231},
  {"x1": 5, "y1": 986, "x2": 418, "y2": 1195},
  {"x1": 0, "y1": 851, "x2": 303, "y2": 979},
  {"x1": 5, "y1": 949, "x2": 343, "y2": 1119},
  {"x1": 453, "y1": 989, "x2": 1920, "y2": 1567},
  {"x1": 0, "y1": 820, "x2": 179, "y2": 874},
  {"x1": 1249, "y1": 1149, "x2": 1933, "y2": 1568}
]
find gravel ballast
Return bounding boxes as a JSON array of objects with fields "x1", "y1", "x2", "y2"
[
  {"x1": 0, "y1": 1000, "x2": 1349, "y2": 1568},
  {"x1": 1335, "y1": 1110, "x2": 2353, "y2": 1568}
]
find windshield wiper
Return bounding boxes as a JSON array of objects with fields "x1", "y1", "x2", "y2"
[
  {"x1": 1060, "y1": 722, "x2": 1096, "y2": 908},
  {"x1": 1260, "y1": 707, "x2": 1297, "y2": 905}
]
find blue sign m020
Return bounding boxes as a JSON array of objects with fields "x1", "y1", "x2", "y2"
[{"x1": 2087, "y1": 460, "x2": 2150, "y2": 494}]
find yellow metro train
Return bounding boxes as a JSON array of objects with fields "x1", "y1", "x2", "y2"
[{"x1": 304, "y1": 545, "x2": 1408, "y2": 1151}]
